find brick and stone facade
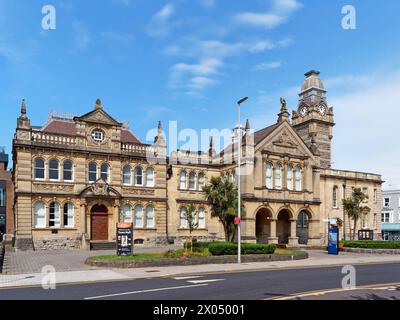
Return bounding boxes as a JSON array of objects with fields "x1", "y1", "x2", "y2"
[
  {"x1": 0, "y1": 149, "x2": 14, "y2": 241},
  {"x1": 12, "y1": 71, "x2": 383, "y2": 251}
]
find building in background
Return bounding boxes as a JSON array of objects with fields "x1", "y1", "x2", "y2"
[
  {"x1": 0, "y1": 148, "x2": 14, "y2": 241},
  {"x1": 12, "y1": 71, "x2": 383, "y2": 251},
  {"x1": 381, "y1": 190, "x2": 400, "y2": 241}
]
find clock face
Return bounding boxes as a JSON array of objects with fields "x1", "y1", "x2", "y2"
[
  {"x1": 299, "y1": 106, "x2": 308, "y2": 117},
  {"x1": 318, "y1": 104, "x2": 327, "y2": 116}
]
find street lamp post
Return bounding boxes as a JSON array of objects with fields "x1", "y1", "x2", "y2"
[{"x1": 237, "y1": 97, "x2": 248, "y2": 264}]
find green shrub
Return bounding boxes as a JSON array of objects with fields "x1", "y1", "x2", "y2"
[
  {"x1": 191, "y1": 241, "x2": 225, "y2": 249},
  {"x1": 343, "y1": 241, "x2": 400, "y2": 249},
  {"x1": 208, "y1": 243, "x2": 276, "y2": 256}
]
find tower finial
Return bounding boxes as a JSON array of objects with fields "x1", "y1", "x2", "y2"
[
  {"x1": 21, "y1": 98, "x2": 27, "y2": 117},
  {"x1": 278, "y1": 97, "x2": 290, "y2": 123},
  {"x1": 158, "y1": 121, "x2": 162, "y2": 132},
  {"x1": 95, "y1": 99, "x2": 102, "y2": 110},
  {"x1": 245, "y1": 119, "x2": 250, "y2": 131}
]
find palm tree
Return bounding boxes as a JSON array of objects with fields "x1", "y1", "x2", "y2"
[
  {"x1": 342, "y1": 188, "x2": 369, "y2": 240},
  {"x1": 202, "y1": 176, "x2": 244, "y2": 242}
]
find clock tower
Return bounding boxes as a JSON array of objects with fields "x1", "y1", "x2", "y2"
[{"x1": 292, "y1": 70, "x2": 335, "y2": 168}]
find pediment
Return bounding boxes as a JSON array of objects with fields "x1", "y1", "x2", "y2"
[
  {"x1": 256, "y1": 121, "x2": 317, "y2": 161},
  {"x1": 80, "y1": 179, "x2": 122, "y2": 198},
  {"x1": 75, "y1": 109, "x2": 122, "y2": 127}
]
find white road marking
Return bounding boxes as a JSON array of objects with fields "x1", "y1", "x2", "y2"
[
  {"x1": 172, "y1": 276, "x2": 203, "y2": 280},
  {"x1": 187, "y1": 279, "x2": 225, "y2": 284},
  {"x1": 84, "y1": 284, "x2": 208, "y2": 300}
]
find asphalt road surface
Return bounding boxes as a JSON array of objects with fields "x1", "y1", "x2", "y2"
[{"x1": 2, "y1": 263, "x2": 400, "y2": 300}]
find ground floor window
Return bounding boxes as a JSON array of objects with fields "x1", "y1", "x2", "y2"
[
  {"x1": 49, "y1": 202, "x2": 60, "y2": 228},
  {"x1": 63, "y1": 203, "x2": 74, "y2": 228},
  {"x1": 34, "y1": 202, "x2": 46, "y2": 228}
]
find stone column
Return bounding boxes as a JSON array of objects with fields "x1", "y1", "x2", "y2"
[
  {"x1": 80, "y1": 200, "x2": 89, "y2": 250},
  {"x1": 268, "y1": 219, "x2": 278, "y2": 244},
  {"x1": 288, "y1": 219, "x2": 299, "y2": 246}
]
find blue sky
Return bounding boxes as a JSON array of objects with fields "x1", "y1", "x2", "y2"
[{"x1": 1, "y1": 0, "x2": 400, "y2": 188}]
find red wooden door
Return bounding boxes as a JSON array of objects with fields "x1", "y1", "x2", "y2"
[{"x1": 91, "y1": 213, "x2": 109, "y2": 241}]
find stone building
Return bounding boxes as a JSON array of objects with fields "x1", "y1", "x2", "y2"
[{"x1": 12, "y1": 71, "x2": 383, "y2": 250}]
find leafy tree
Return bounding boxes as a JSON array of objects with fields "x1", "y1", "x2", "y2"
[
  {"x1": 202, "y1": 176, "x2": 244, "y2": 242},
  {"x1": 184, "y1": 204, "x2": 198, "y2": 254},
  {"x1": 342, "y1": 188, "x2": 369, "y2": 240}
]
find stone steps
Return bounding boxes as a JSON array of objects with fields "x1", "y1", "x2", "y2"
[{"x1": 90, "y1": 241, "x2": 116, "y2": 251}]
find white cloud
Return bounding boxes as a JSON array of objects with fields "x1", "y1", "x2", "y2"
[
  {"x1": 253, "y1": 61, "x2": 282, "y2": 71},
  {"x1": 235, "y1": 0, "x2": 302, "y2": 29},
  {"x1": 146, "y1": 3, "x2": 175, "y2": 38}
]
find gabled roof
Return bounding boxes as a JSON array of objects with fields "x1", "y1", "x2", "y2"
[{"x1": 73, "y1": 108, "x2": 123, "y2": 126}]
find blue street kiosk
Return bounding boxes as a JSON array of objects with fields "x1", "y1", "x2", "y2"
[{"x1": 328, "y1": 226, "x2": 339, "y2": 255}]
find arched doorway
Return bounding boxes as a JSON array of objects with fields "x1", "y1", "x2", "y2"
[
  {"x1": 256, "y1": 208, "x2": 272, "y2": 243},
  {"x1": 277, "y1": 210, "x2": 291, "y2": 244},
  {"x1": 296, "y1": 211, "x2": 310, "y2": 245},
  {"x1": 91, "y1": 204, "x2": 109, "y2": 241}
]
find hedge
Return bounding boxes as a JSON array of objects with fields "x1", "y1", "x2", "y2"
[
  {"x1": 208, "y1": 243, "x2": 276, "y2": 256},
  {"x1": 191, "y1": 241, "x2": 224, "y2": 249},
  {"x1": 343, "y1": 241, "x2": 400, "y2": 249}
]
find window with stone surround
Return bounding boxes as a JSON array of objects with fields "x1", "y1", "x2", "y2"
[
  {"x1": 198, "y1": 208, "x2": 206, "y2": 229},
  {"x1": 189, "y1": 171, "x2": 196, "y2": 190},
  {"x1": 333, "y1": 186, "x2": 338, "y2": 208},
  {"x1": 146, "y1": 206, "x2": 155, "y2": 228},
  {"x1": 198, "y1": 172, "x2": 205, "y2": 190},
  {"x1": 295, "y1": 167, "x2": 302, "y2": 191},
  {"x1": 49, "y1": 202, "x2": 61, "y2": 228},
  {"x1": 123, "y1": 165, "x2": 131, "y2": 185},
  {"x1": 180, "y1": 207, "x2": 188, "y2": 228},
  {"x1": 34, "y1": 158, "x2": 45, "y2": 180},
  {"x1": 63, "y1": 160, "x2": 73, "y2": 181},
  {"x1": 63, "y1": 203, "x2": 74, "y2": 228},
  {"x1": 101, "y1": 163, "x2": 110, "y2": 182},
  {"x1": 146, "y1": 168, "x2": 154, "y2": 187},
  {"x1": 287, "y1": 166, "x2": 293, "y2": 190},
  {"x1": 34, "y1": 202, "x2": 46, "y2": 228},
  {"x1": 134, "y1": 167, "x2": 143, "y2": 186},
  {"x1": 179, "y1": 170, "x2": 187, "y2": 190},
  {"x1": 274, "y1": 164, "x2": 282, "y2": 190},
  {"x1": 122, "y1": 204, "x2": 132, "y2": 223},
  {"x1": 135, "y1": 205, "x2": 143, "y2": 228},
  {"x1": 88, "y1": 162, "x2": 97, "y2": 182},
  {"x1": 49, "y1": 159, "x2": 60, "y2": 180},
  {"x1": 265, "y1": 163, "x2": 273, "y2": 189}
]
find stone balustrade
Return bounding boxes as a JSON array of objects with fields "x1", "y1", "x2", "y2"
[
  {"x1": 32, "y1": 132, "x2": 76, "y2": 146},
  {"x1": 121, "y1": 142, "x2": 149, "y2": 154}
]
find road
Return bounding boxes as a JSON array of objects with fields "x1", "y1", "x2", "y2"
[{"x1": 1, "y1": 262, "x2": 400, "y2": 300}]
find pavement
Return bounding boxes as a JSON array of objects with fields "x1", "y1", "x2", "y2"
[{"x1": 2, "y1": 249, "x2": 400, "y2": 290}]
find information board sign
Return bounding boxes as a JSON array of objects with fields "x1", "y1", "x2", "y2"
[{"x1": 116, "y1": 222, "x2": 133, "y2": 256}]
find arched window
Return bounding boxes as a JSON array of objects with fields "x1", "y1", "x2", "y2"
[
  {"x1": 146, "y1": 168, "x2": 155, "y2": 187},
  {"x1": 189, "y1": 172, "x2": 196, "y2": 190},
  {"x1": 198, "y1": 208, "x2": 206, "y2": 229},
  {"x1": 63, "y1": 203, "x2": 74, "y2": 228},
  {"x1": 265, "y1": 163, "x2": 273, "y2": 189},
  {"x1": 34, "y1": 158, "x2": 45, "y2": 180},
  {"x1": 146, "y1": 206, "x2": 155, "y2": 228},
  {"x1": 134, "y1": 167, "x2": 143, "y2": 186},
  {"x1": 333, "y1": 186, "x2": 338, "y2": 208},
  {"x1": 63, "y1": 160, "x2": 73, "y2": 181},
  {"x1": 180, "y1": 207, "x2": 188, "y2": 229},
  {"x1": 34, "y1": 202, "x2": 46, "y2": 228},
  {"x1": 49, "y1": 159, "x2": 59, "y2": 180},
  {"x1": 179, "y1": 171, "x2": 187, "y2": 189},
  {"x1": 198, "y1": 172, "x2": 205, "y2": 190},
  {"x1": 274, "y1": 164, "x2": 282, "y2": 190},
  {"x1": 88, "y1": 162, "x2": 97, "y2": 182},
  {"x1": 101, "y1": 164, "x2": 110, "y2": 182},
  {"x1": 123, "y1": 165, "x2": 131, "y2": 185},
  {"x1": 295, "y1": 167, "x2": 302, "y2": 191},
  {"x1": 121, "y1": 204, "x2": 132, "y2": 223},
  {"x1": 49, "y1": 202, "x2": 60, "y2": 228},
  {"x1": 287, "y1": 166, "x2": 293, "y2": 191},
  {"x1": 134, "y1": 205, "x2": 143, "y2": 228}
]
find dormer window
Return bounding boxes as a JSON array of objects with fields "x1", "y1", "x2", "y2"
[{"x1": 91, "y1": 129, "x2": 105, "y2": 143}]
